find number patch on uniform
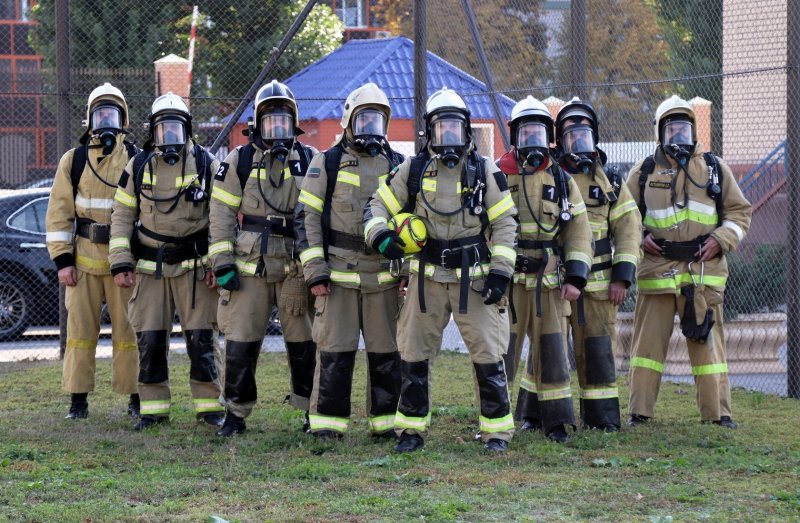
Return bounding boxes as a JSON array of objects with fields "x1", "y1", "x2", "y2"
[
  {"x1": 215, "y1": 162, "x2": 229, "y2": 181},
  {"x1": 542, "y1": 184, "x2": 557, "y2": 202},
  {"x1": 589, "y1": 185, "x2": 602, "y2": 200},
  {"x1": 648, "y1": 181, "x2": 671, "y2": 189}
]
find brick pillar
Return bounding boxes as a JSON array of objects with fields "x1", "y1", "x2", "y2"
[
  {"x1": 542, "y1": 96, "x2": 565, "y2": 146},
  {"x1": 154, "y1": 54, "x2": 190, "y2": 100},
  {"x1": 690, "y1": 96, "x2": 712, "y2": 152}
]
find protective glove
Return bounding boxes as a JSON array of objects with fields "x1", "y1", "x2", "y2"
[
  {"x1": 372, "y1": 230, "x2": 406, "y2": 260},
  {"x1": 215, "y1": 266, "x2": 241, "y2": 291},
  {"x1": 481, "y1": 272, "x2": 510, "y2": 305}
]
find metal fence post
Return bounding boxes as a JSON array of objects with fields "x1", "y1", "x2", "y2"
[
  {"x1": 461, "y1": 0, "x2": 510, "y2": 151},
  {"x1": 570, "y1": 0, "x2": 587, "y2": 99},
  {"x1": 56, "y1": 0, "x2": 70, "y2": 359},
  {"x1": 787, "y1": 0, "x2": 799, "y2": 398},
  {"x1": 414, "y1": 0, "x2": 427, "y2": 154}
]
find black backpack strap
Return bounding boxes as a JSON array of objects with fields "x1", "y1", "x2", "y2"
[
  {"x1": 236, "y1": 144, "x2": 255, "y2": 190},
  {"x1": 193, "y1": 144, "x2": 214, "y2": 195},
  {"x1": 605, "y1": 164, "x2": 622, "y2": 198},
  {"x1": 321, "y1": 145, "x2": 344, "y2": 259},
  {"x1": 703, "y1": 152, "x2": 724, "y2": 223},
  {"x1": 69, "y1": 145, "x2": 88, "y2": 199},
  {"x1": 638, "y1": 155, "x2": 656, "y2": 217},
  {"x1": 124, "y1": 141, "x2": 138, "y2": 159},
  {"x1": 131, "y1": 150, "x2": 153, "y2": 197},
  {"x1": 403, "y1": 150, "x2": 430, "y2": 213}
]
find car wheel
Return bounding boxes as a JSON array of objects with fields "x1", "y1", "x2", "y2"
[{"x1": 0, "y1": 272, "x2": 31, "y2": 341}]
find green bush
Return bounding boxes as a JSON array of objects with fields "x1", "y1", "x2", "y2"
[{"x1": 724, "y1": 243, "x2": 787, "y2": 319}]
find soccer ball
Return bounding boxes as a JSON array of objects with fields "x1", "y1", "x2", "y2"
[{"x1": 388, "y1": 213, "x2": 427, "y2": 254}]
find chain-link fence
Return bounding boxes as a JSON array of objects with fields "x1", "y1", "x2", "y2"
[{"x1": 0, "y1": 0, "x2": 795, "y2": 397}]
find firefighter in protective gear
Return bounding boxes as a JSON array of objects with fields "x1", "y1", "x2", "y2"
[
  {"x1": 209, "y1": 80, "x2": 318, "y2": 437},
  {"x1": 555, "y1": 97, "x2": 641, "y2": 431},
  {"x1": 496, "y1": 95, "x2": 593, "y2": 443},
  {"x1": 365, "y1": 87, "x2": 518, "y2": 453},
  {"x1": 296, "y1": 83, "x2": 404, "y2": 440},
  {"x1": 109, "y1": 93, "x2": 225, "y2": 431},
  {"x1": 46, "y1": 83, "x2": 140, "y2": 420},
  {"x1": 626, "y1": 95, "x2": 751, "y2": 428}
]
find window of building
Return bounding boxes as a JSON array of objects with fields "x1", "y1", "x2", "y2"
[
  {"x1": 336, "y1": 0, "x2": 365, "y2": 28},
  {"x1": 0, "y1": 59, "x2": 11, "y2": 91},
  {"x1": 0, "y1": 24, "x2": 11, "y2": 54},
  {"x1": 13, "y1": 23, "x2": 33, "y2": 55}
]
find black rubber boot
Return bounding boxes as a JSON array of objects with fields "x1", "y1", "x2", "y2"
[
  {"x1": 546, "y1": 424, "x2": 569, "y2": 443},
  {"x1": 712, "y1": 416, "x2": 738, "y2": 429},
  {"x1": 134, "y1": 415, "x2": 167, "y2": 431},
  {"x1": 127, "y1": 394, "x2": 141, "y2": 418},
  {"x1": 484, "y1": 438, "x2": 509, "y2": 453},
  {"x1": 627, "y1": 414, "x2": 651, "y2": 427},
  {"x1": 199, "y1": 412, "x2": 225, "y2": 428},
  {"x1": 301, "y1": 411, "x2": 311, "y2": 433},
  {"x1": 394, "y1": 433, "x2": 424, "y2": 453},
  {"x1": 216, "y1": 412, "x2": 246, "y2": 437},
  {"x1": 313, "y1": 429, "x2": 343, "y2": 441},
  {"x1": 65, "y1": 393, "x2": 89, "y2": 420},
  {"x1": 520, "y1": 417, "x2": 541, "y2": 431}
]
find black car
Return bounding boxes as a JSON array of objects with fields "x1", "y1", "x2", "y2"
[
  {"x1": 0, "y1": 189, "x2": 59, "y2": 340},
  {"x1": 0, "y1": 189, "x2": 283, "y2": 341}
]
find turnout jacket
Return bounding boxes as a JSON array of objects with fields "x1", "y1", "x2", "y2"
[
  {"x1": 297, "y1": 144, "x2": 400, "y2": 293},
  {"x1": 497, "y1": 150, "x2": 592, "y2": 289},
  {"x1": 570, "y1": 163, "x2": 641, "y2": 298},
  {"x1": 46, "y1": 135, "x2": 132, "y2": 275},
  {"x1": 209, "y1": 143, "x2": 317, "y2": 280},
  {"x1": 626, "y1": 143, "x2": 751, "y2": 295},
  {"x1": 364, "y1": 146, "x2": 517, "y2": 283},
  {"x1": 109, "y1": 140, "x2": 220, "y2": 278}
]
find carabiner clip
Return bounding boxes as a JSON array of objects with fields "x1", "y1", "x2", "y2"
[{"x1": 687, "y1": 261, "x2": 698, "y2": 287}]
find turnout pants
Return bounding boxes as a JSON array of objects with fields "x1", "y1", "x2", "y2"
[
  {"x1": 568, "y1": 296, "x2": 620, "y2": 429},
  {"x1": 127, "y1": 271, "x2": 223, "y2": 419},
  {"x1": 217, "y1": 274, "x2": 315, "y2": 419},
  {"x1": 309, "y1": 284, "x2": 401, "y2": 435},
  {"x1": 395, "y1": 276, "x2": 514, "y2": 443},
  {"x1": 628, "y1": 292, "x2": 731, "y2": 422},
  {"x1": 63, "y1": 271, "x2": 138, "y2": 394},
  {"x1": 512, "y1": 285, "x2": 575, "y2": 433}
]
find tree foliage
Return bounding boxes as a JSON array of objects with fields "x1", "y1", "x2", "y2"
[
  {"x1": 652, "y1": 0, "x2": 722, "y2": 150},
  {"x1": 549, "y1": 0, "x2": 671, "y2": 142},
  {"x1": 372, "y1": 0, "x2": 548, "y2": 93}
]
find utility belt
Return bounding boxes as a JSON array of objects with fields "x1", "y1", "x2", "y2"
[
  {"x1": 656, "y1": 234, "x2": 709, "y2": 262},
  {"x1": 515, "y1": 239, "x2": 558, "y2": 274},
  {"x1": 421, "y1": 236, "x2": 490, "y2": 269},
  {"x1": 329, "y1": 229, "x2": 374, "y2": 255},
  {"x1": 134, "y1": 225, "x2": 209, "y2": 278},
  {"x1": 417, "y1": 235, "x2": 489, "y2": 315},
  {"x1": 75, "y1": 218, "x2": 110, "y2": 244},
  {"x1": 241, "y1": 214, "x2": 294, "y2": 254},
  {"x1": 591, "y1": 237, "x2": 613, "y2": 272}
]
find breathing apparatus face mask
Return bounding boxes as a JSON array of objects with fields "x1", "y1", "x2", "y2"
[
  {"x1": 351, "y1": 109, "x2": 387, "y2": 157},
  {"x1": 516, "y1": 121, "x2": 550, "y2": 169},
  {"x1": 661, "y1": 118, "x2": 694, "y2": 166},
  {"x1": 561, "y1": 124, "x2": 596, "y2": 174},
  {"x1": 153, "y1": 118, "x2": 186, "y2": 166},
  {"x1": 431, "y1": 115, "x2": 466, "y2": 168},
  {"x1": 90, "y1": 104, "x2": 123, "y2": 155},
  {"x1": 259, "y1": 109, "x2": 294, "y2": 161}
]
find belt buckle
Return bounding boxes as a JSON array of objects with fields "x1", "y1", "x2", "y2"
[
  {"x1": 440, "y1": 248, "x2": 452, "y2": 269},
  {"x1": 267, "y1": 215, "x2": 287, "y2": 227},
  {"x1": 88, "y1": 223, "x2": 110, "y2": 243}
]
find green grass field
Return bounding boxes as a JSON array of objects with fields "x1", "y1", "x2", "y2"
[{"x1": 1, "y1": 352, "x2": 798, "y2": 522}]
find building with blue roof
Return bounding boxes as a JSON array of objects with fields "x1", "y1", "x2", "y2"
[{"x1": 229, "y1": 36, "x2": 515, "y2": 158}]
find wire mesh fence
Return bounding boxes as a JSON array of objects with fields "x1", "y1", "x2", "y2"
[{"x1": 0, "y1": 0, "x2": 794, "y2": 397}]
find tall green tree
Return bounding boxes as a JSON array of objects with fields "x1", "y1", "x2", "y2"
[
  {"x1": 652, "y1": 0, "x2": 722, "y2": 150},
  {"x1": 372, "y1": 0, "x2": 548, "y2": 93},
  {"x1": 549, "y1": 0, "x2": 671, "y2": 142},
  {"x1": 29, "y1": 1, "x2": 342, "y2": 141}
]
